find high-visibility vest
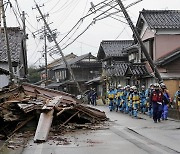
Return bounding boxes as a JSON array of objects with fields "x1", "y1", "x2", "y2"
[
  {"x1": 132, "y1": 93, "x2": 140, "y2": 103},
  {"x1": 108, "y1": 94, "x2": 114, "y2": 99},
  {"x1": 177, "y1": 91, "x2": 180, "y2": 106},
  {"x1": 116, "y1": 91, "x2": 123, "y2": 98}
]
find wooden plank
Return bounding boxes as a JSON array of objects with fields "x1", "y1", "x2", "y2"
[
  {"x1": 34, "y1": 96, "x2": 62, "y2": 143},
  {"x1": 61, "y1": 111, "x2": 80, "y2": 126},
  {"x1": 34, "y1": 109, "x2": 54, "y2": 143},
  {"x1": 42, "y1": 96, "x2": 62, "y2": 111},
  {"x1": 8, "y1": 116, "x2": 35, "y2": 137}
]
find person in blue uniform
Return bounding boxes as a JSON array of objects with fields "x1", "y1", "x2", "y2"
[
  {"x1": 108, "y1": 86, "x2": 116, "y2": 111},
  {"x1": 92, "y1": 88, "x2": 97, "y2": 106},
  {"x1": 160, "y1": 83, "x2": 170, "y2": 120},
  {"x1": 174, "y1": 85, "x2": 180, "y2": 112},
  {"x1": 124, "y1": 85, "x2": 130, "y2": 114},
  {"x1": 116, "y1": 84, "x2": 124, "y2": 112},
  {"x1": 132, "y1": 86, "x2": 140, "y2": 117},
  {"x1": 145, "y1": 84, "x2": 154, "y2": 118},
  {"x1": 139, "y1": 85, "x2": 147, "y2": 114},
  {"x1": 127, "y1": 86, "x2": 134, "y2": 116}
]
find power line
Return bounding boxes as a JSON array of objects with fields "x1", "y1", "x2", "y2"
[
  {"x1": 48, "y1": 0, "x2": 62, "y2": 13},
  {"x1": 49, "y1": 0, "x2": 72, "y2": 14},
  {"x1": 56, "y1": 0, "x2": 117, "y2": 42},
  {"x1": 55, "y1": 0, "x2": 81, "y2": 26},
  {"x1": 14, "y1": 0, "x2": 38, "y2": 31},
  {"x1": 47, "y1": 0, "x2": 140, "y2": 54},
  {"x1": 10, "y1": 6, "x2": 23, "y2": 28},
  {"x1": 61, "y1": 21, "x2": 94, "y2": 50},
  {"x1": 115, "y1": 26, "x2": 126, "y2": 40},
  {"x1": 28, "y1": 39, "x2": 42, "y2": 61}
]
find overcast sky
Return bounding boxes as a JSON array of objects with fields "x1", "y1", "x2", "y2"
[{"x1": 4, "y1": 0, "x2": 180, "y2": 66}]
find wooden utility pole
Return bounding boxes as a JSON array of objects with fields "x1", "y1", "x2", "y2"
[
  {"x1": 116, "y1": 0, "x2": 163, "y2": 83},
  {"x1": 22, "y1": 11, "x2": 28, "y2": 79},
  {"x1": 44, "y1": 25, "x2": 48, "y2": 84},
  {"x1": 0, "y1": 0, "x2": 2, "y2": 32},
  {"x1": 35, "y1": 3, "x2": 83, "y2": 95},
  {"x1": 1, "y1": 0, "x2": 14, "y2": 83}
]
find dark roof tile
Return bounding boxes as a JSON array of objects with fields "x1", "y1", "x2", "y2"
[
  {"x1": 53, "y1": 53, "x2": 98, "y2": 70},
  {"x1": 0, "y1": 27, "x2": 23, "y2": 62},
  {"x1": 140, "y1": 10, "x2": 180, "y2": 29},
  {"x1": 106, "y1": 62, "x2": 129, "y2": 77},
  {"x1": 99, "y1": 40, "x2": 133, "y2": 58},
  {"x1": 128, "y1": 63, "x2": 149, "y2": 76}
]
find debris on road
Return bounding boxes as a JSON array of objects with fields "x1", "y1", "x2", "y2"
[{"x1": 0, "y1": 83, "x2": 107, "y2": 144}]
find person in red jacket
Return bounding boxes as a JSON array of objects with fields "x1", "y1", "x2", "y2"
[{"x1": 150, "y1": 83, "x2": 164, "y2": 123}]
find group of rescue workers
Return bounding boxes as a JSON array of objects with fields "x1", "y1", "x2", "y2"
[{"x1": 107, "y1": 83, "x2": 180, "y2": 123}]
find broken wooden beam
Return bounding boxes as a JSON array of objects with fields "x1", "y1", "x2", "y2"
[
  {"x1": 34, "y1": 96, "x2": 62, "y2": 143},
  {"x1": 61, "y1": 111, "x2": 80, "y2": 127},
  {"x1": 34, "y1": 109, "x2": 54, "y2": 143}
]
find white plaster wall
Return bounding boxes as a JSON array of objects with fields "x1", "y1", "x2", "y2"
[{"x1": 0, "y1": 74, "x2": 9, "y2": 88}]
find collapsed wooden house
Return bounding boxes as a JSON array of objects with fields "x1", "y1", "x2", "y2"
[{"x1": 0, "y1": 83, "x2": 107, "y2": 142}]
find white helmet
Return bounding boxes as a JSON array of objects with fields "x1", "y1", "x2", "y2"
[
  {"x1": 117, "y1": 84, "x2": 122, "y2": 88},
  {"x1": 154, "y1": 83, "x2": 160, "y2": 89},
  {"x1": 133, "y1": 86, "x2": 137, "y2": 90}
]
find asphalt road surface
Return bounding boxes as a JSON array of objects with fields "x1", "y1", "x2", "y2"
[{"x1": 22, "y1": 105, "x2": 180, "y2": 154}]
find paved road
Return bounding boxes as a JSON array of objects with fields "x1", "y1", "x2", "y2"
[{"x1": 22, "y1": 105, "x2": 180, "y2": 154}]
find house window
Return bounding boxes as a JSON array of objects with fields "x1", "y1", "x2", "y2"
[
  {"x1": 55, "y1": 71, "x2": 60, "y2": 82},
  {"x1": 129, "y1": 53, "x2": 135, "y2": 62},
  {"x1": 143, "y1": 39, "x2": 154, "y2": 60},
  {"x1": 59, "y1": 71, "x2": 62, "y2": 80},
  {"x1": 64, "y1": 70, "x2": 66, "y2": 79},
  {"x1": 62, "y1": 71, "x2": 64, "y2": 80}
]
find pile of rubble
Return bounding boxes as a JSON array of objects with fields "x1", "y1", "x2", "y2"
[{"x1": 0, "y1": 83, "x2": 107, "y2": 143}]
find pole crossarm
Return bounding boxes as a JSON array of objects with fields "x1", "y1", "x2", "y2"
[{"x1": 34, "y1": 3, "x2": 83, "y2": 96}]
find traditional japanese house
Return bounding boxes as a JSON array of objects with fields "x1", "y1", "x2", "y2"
[
  {"x1": 97, "y1": 40, "x2": 133, "y2": 88},
  {"x1": 136, "y1": 9, "x2": 180, "y2": 95},
  {"x1": 0, "y1": 27, "x2": 25, "y2": 88},
  {"x1": 49, "y1": 53, "x2": 102, "y2": 95}
]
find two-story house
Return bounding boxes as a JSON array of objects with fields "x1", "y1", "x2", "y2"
[
  {"x1": 97, "y1": 40, "x2": 133, "y2": 88},
  {"x1": 0, "y1": 27, "x2": 25, "y2": 88},
  {"x1": 48, "y1": 53, "x2": 102, "y2": 95},
  {"x1": 40, "y1": 52, "x2": 77, "y2": 83},
  {"x1": 135, "y1": 9, "x2": 180, "y2": 96},
  {"x1": 124, "y1": 44, "x2": 150, "y2": 87}
]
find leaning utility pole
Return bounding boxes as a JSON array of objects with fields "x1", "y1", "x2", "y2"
[
  {"x1": 1, "y1": 0, "x2": 14, "y2": 83},
  {"x1": 0, "y1": 0, "x2": 2, "y2": 32},
  {"x1": 35, "y1": 3, "x2": 83, "y2": 95},
  {"x1": 22, "y1": 11, "x2": 28, "y2": 79},
  {"x1": 44, "y1": 25, "x2": 48, "y2": 84},
  {"x1": 116, "y1": 0, "x2": 163, "y2": 83}
]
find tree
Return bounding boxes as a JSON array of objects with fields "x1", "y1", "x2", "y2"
[{"x1": 28, "y1": 66, "x2": 41, "y2": 83}]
